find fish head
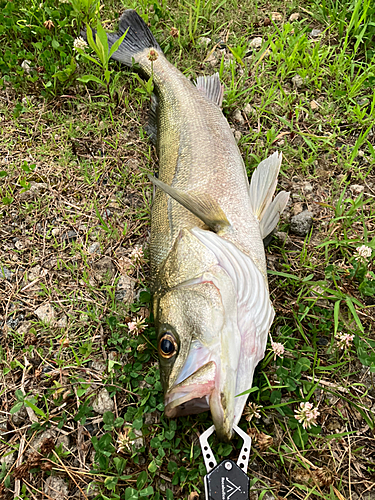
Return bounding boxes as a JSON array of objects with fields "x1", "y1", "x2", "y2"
[{"x1": 156, "y1": 267, "x2": 241, "y2": 442}]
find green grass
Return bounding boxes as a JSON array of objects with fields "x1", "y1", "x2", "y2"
[{"x1": 1, "y1": 0, "x2": 375, "y2": 499}]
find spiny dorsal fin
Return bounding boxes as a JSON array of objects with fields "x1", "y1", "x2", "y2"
[
  {"x1": 249, "y1": 151, "x2": 289, "y2": 238},
  {"x1": 148, "y1": 175, "x2": 230, "y2": 232},
  {"x1": 195, "y1": 73, "x2": 224, "y2": 108}
]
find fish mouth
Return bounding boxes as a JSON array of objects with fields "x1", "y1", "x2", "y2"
[{"x1": 164, "y1": 361, "x2": 216, "y2": 417}]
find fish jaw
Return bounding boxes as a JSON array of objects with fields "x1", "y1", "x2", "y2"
[{"x1": 164, "y1": 361, "x2": 216, "y2": 417}]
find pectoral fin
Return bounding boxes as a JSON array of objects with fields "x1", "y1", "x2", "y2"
[{"x1": 148, "y1": 175, "x2": 230, "y2": 233}]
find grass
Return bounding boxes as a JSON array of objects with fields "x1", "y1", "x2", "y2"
[{"x1": 1, "y1": 0, "x2": 375, "y2": 498}]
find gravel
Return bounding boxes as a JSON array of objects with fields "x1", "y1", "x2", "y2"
[{"x1": 290, "y1": 210, "x2": 313, "y2": 236}]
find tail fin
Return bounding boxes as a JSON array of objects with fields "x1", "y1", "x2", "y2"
[
  {"x1": 249, "y1": 152, "x2": 290, "y2": 239},
  {"x1": 106, "y1": 10, "x2": 162, "y2": 66}
]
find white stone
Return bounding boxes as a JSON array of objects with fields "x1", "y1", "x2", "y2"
[
  {"x1": 234, "y1": 130, "x2": 242, "y2": 143},
  {"x1": 271, "y1": 12, "x2": 283, "y2": 21},
  {"x1": 88, "y1": 242, "x2": 100, "y2": 254},
  {"x1": 310, "y1": 100, "x2": 319, "y2": 110},
  {"x1": 92, "y1": 388, "x2": 114, "y2": 414},
  {"x1": 44, "y1": 476, "x2": 69, "y2": 499},
  {"x1": 198, "y1": 36, "x2": 211, "y2": 47},
  {"x1": 289, "y1": 12, "x2": 300, "y2": 21},
  {"x1": 351, "y1": 184, "x2": 364, "y2": 194},
  {"x1": 34, "y1": 303, "x2": 56, "y2": 323},
  {"x1": 56, "y1": 315, "x2": 68, "y2": 328},
  {"x1": 232, "y1": 109, "x2": 244, "y2": 124},
  {"x1": 249, "y1": 37, "x2": 263, "y2": 49},
  {"x1": 52, "y1": 227, "x2": 60, "y2": 237},
  {"x1": 292, "y1": 74, "x2": 305, "y2": 88},
  {"x1": 244, "y1": 103, "x2": 256, "y2": 117},
  {"x1": 132, "y1": 429, "x2": 144, "y2": 450},
  {"x1": 17, "y1": 321, "x2": 31, "y2": 335}
]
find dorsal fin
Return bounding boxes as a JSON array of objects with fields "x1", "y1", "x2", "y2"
[
  {"x1": 195, "y1": 73, "x2": 224, "y2": 107},
  {"x1": 148, "y1": 175, "x2": 230, "y2": 232}
]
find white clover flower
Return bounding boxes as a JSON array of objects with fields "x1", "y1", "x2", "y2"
[
  {"x1": 271, "y1": 342, "x2": 285, "y2": 360},
  {"x1": 127, "y1": 317, "x2": 147, "y2": 335},
  {"x1": 116, "y1": 428, "x2": 132, "y2": 454},
  {"x1": 355, "y1": 245, "x2": 372, "y2": 261},
  {"x1": 73, "y1": 37, "x2": 88, "y2": 51},
  {"x1": 244, "y1": 402, "x2": 263, "y2": 422},
  {"x1": 336, "y1": 332, "x2": 354, "y2": 350},
  {"x1": 294, "y1": 402, "x2": 320, "y2": 429},
  {"x1": 130, "y1": 246, "x2": 144, "y2": 265}
]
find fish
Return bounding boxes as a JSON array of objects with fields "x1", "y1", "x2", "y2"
[{"x1": 102, "y1": 10, "x2": 290, "y2": 441}]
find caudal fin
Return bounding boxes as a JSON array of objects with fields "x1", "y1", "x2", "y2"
[
  {"x1": 249, "y1": 152, "x2": 289, "y2": 239},
  {"x1": 106, "y1": 10, "x2": 162, "y2": 66}
]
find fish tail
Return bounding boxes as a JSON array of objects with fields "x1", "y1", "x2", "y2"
[{"x1": 106, "y1": 10, "x2": 162, "y2": 67}]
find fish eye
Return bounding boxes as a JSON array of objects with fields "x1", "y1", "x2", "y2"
[{"x1": 159, "y1": 332, "x2": 178, "y2": 358}]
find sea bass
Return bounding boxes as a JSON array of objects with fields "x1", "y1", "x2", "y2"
[{"x1": 104, "y1": 10, "x2": 289, "y2": 441}]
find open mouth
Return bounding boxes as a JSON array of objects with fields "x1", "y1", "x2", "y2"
[{"x1": 164, "y1": 361, "x2": 216, "y2": 417}]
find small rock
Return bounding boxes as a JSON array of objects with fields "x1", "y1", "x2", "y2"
[
  {"x1": 101, "y1": 208, "x2": 112, "y2": 219},
  {"x1": 52, "y1": 227, "x2": 60, "y2": 237},
  {"x1": 290, "y1": 210, "x2": 313, "y2": 237},
  {"x1": 61, "y1": 230, "x2": 78, "y2": 242},
  {"x1": 44, "y1": 476, "x2": 69, "y2": 499},
  {"x1": 132, "y1": 429, "x2": 144, "y2": 450},
  {"x1": 93, "y1": 257, "x2": 115, "y2": 280},
  {"x1": 15, "y1": 240, "x2": 24, "y2": 250},
  {"x1": 7, "y1": 313, "x2": 25, "y2": 331},
  {"x1": 116, "y1": 275, "x2": 136, "y2": 304},
  {"x1": 92, "y1": 388, "x2": 114, "y2": 414},
  {"x1": 244, "y1": 103, "x2": 256, "y2": 117},
  {"x1": 198, "y1": 36, "x2": 211, "y2": 47},
  {"x1": 261, "y1": 493, "x2": 276, "y2": 500},
  {"x1": 293, "y1": 202, "x2": 304, "y2": 215},
  {"x1": 30, "y1": 429, "x2": 56, "y2": 453},
  {"x1": 88, "y1": 242, "x2": 101, "y2": 254},
  {"x1": 271, "y1": 12, "x2": 283, "y2": 21},
  {"x1": 274, "y1": 231, "x2": 287, "y2": 244},
  {"x1": 17, "y1": 321, "x2": 31, "y2": 336},
  {"x1": 351, "y1": 184, "x2": 364, "y2": 194},
  {"x1": 28, "y1": 264, "x2": 47, "y2": 281},
  {"x1": 0, "y1": 266, "x2": 12, "y2": 281},
  {"x1": 292, "y1": 74, "x2": 306, "y2": 88},
  {"x1": 310, "y1": 100, "x2": 319, "y2": 110},
  {"x1": 34, "y1": 303, "x2": 57, "y2": 323},
  {"x1": 303, "y1": 182, "x2": 313, "y2": 193},
  {"x1": 91, "y1": 359, "x2": 107, "y2": 374},
  {"x1": 21, "y1": 60, "x2": 32, "y2": 73},
  {"x1": 0, "y1": 451, "x2": 15, "y2": 469},
  {"x1": 12, "y1": 405, "x2": 28, "y2": 426},
  {"x1": 232, "y1": 109, "x2": 244, "y2": 124},
  {"x1": 310, "y1": 29, "x2": 322, "y2": 38},
  {"x1": 234, "y1": 130, "x2": 242, "y2": 143},
  {"x1": 56, "y1": 315, "x2": 68, "y2": 328},
  {"x1": 289, "y1": 12, "x2": 300, "y2": 21},
  {"x1": 249, "y1": 37, "x2": 263, "y2": 49},
  {"x1": 205, "y1": 51, "x2": 218, "y2": 67}
]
